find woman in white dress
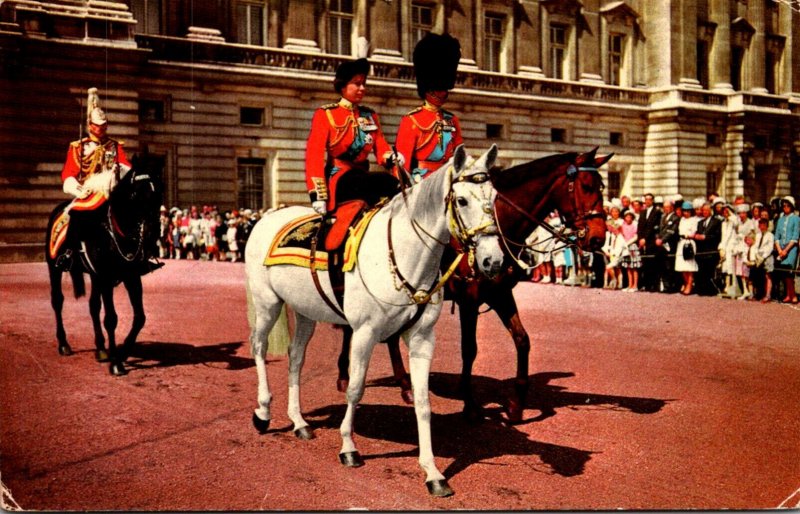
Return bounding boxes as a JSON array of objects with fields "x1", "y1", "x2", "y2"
[
  {"x1": 675, "y1": 201, "x2": 699, "y2": 295},
  {"x1": 718, "y1": 202, "x2": 739, "y2": 295}
]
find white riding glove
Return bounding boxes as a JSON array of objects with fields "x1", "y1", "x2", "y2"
[
  {"x1": 312, "y1": 200, "x2": 327, "y2": 216},
  {"x1": 63, "y1": 176, "x2": 85, "y2": 198}
]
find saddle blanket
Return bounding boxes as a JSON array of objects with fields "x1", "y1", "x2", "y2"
[
  {"x1": 48, "y1": 193, "x2": 114, "y2": 259},
  {"x1": 264, "y1": 209, "x2": 379, "y2": 272}
]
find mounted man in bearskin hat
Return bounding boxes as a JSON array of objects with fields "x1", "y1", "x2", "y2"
[
  {"x1": 54, "y1": 88, "x2": 161, "y2": 275},
  {"x1": 304, "y1": 37, "x2": 402, "y2": 250},
  {"x1": 395, "y1": 32, "x2": 463, "y2": 183}
]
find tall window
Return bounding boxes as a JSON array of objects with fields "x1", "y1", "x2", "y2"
[
  {"x1": 765, "y1": 50, "x2": 778, "y2": 93},
  {"x1": 411, "y1": 3, "x2": 433, "y2": 46},
  {"x1": 550, "y1": 24, "x2": 568, "y2": 79},
  {"x1": 130, "y1": 0, "x2": 162, "y2": 34},
  {"x1": 484, "y1": 13, "x2": 504, "y2": 72},
  {"x1": 237, "y1": 2, "x2": 266, "y2": 46},
  {"x1": 697, "y1": 40, "x2": 709, "y2": 89},
  {"x1": 329, "y1": 0, "x2": 353, "y2": 55},
  {"x1": 606, "y1": 171, "x2": 621, "y2": 200},
  {"x1": 731, "y1": 46, "x2": 744, "y2": 91},
  {"x1": 609, "y1": 33, "x2": 624, "y2": 86},
  {"x1": 237, "y1": 158, "x2": 266, "y2": 210}
]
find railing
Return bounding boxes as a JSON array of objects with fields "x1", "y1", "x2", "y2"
[{"x1": 134, "y1": 34, "x2": 795, "y2": 112}]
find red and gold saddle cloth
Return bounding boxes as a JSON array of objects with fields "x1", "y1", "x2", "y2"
[
  {"x1": 264, "y1": 208, "x2": 380, "y2": 272},
  {"x1": 48, "y1": 192, "x2": 108, "y2": 259}
]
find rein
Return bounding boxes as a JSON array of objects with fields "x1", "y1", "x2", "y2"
[
  {"x1": 105, "y1": 172, "x2": 152, "y2": 263},
  {"x1": 493, "y1": 165, "x2": 604, "y2": 271}
]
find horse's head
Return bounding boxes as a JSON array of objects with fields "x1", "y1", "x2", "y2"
[
  {"x1": 109, "y1": 160, "x2": 162, "y2": 255},
  {"x1": 551, "y1": 147, "x2": 612, "y2": 251},
  {"x1": 446, "y1": 144, "x2": 505, "y2": 278}
]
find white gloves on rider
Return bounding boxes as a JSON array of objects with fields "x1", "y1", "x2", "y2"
[
  {"x1": 312, "y1": 200, "x2": 327, "y2": 216},
  {"x1": 63, "y1": 176, "x2": 85, "y2": 198},
  {"x1": 383, "y1": 151, "x2": 405, "y2": 169}
]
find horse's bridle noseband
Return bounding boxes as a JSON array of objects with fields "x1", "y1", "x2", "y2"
[{"x1": 565, "y1": 165, "x2": 605, "y2": 240}]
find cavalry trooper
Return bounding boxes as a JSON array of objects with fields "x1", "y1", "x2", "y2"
[
  {"x1": 305, "y1": 37, "x2": 402, "y2": 245},
  {"x1": 56, "y1": 87, "x2": 161, "y2": 274},
  {"x1": 395, "y1": 32, "x2": 463, "y2": 183}
]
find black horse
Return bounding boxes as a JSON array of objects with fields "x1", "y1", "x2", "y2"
[{"x1": 45, "y1": 158, "x2": 162, "y2": 375}]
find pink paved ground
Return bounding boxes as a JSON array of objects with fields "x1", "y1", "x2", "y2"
[{"x1": 1, "y1": 260, "x2": 799, "y2": 510}]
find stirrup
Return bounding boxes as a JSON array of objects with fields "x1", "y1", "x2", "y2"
[{"x1": 55, "y1": 249, "x2": 73, "y2": 271}]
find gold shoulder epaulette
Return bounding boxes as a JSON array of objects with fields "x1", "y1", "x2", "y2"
[
  {"x1": 321, "y1": 103, "x2": 339, "y2": 110},
  {"x1": 406, "y1": 106, "x2": 423, "y2": 116}
]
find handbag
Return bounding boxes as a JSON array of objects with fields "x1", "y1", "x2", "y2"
[{"x1": 683, "y1": 242, "x2": 694, "y2": 260}]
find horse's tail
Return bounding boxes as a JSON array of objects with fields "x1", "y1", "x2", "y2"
[
  {"x1": 69, "y1": 267, "x2": 85, "y2": 298},
  {"x1": 245, "y1": 275, "x2": 290, "y2": 356}
]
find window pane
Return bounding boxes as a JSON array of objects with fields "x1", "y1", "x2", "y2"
[
  {"x1": 238, "y1": 159, "x2": 266, "y2": 210},
  {"x1": 249, "y1": 5, "x2": 263, "y2": 46}
]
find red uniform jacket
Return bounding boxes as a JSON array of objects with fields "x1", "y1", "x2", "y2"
[
  {"x1": 395, "y1": 103, "x2": 463, "y2": 181},
  {"x1": 61, "y1": 136, "x2": 131, "y2": 211},
  {"x1": 305, "y1": 100, "x2": 391, "y2": 210}
]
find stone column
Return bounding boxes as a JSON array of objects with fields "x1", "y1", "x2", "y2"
[
  {"x1": 579, "y1": 9, "x2": 603, "y2": 83},
  {"x1": 369, "y1": 0, "x2": 402, "y2": 61},
  {"x1": 283, "y1": 0, "x2": 320, "y2": 53},
  {"x1": 446, "y1": 0, "x2": 477, "y2": 68},
  {"x1": 517, "y1": 0, "x2": 543, "y2": 76},
  {"x1": 677, "y1": 0, "x2": 701, "y2": 88},
  {"x1": 746, "y1": 0, "x2": 766, "y2": 92},
  {"x1": 708, "y1": 0, "x2": 732, "y2": 91},
  {"x1": 642, "y1": 0, "x2": 673, "y2": 87}
]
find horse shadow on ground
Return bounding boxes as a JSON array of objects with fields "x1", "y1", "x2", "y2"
[
  {"x1": 121, "y1": 340, "x2": 256, "y2": 371},
  {"x1": 304, "y1": 371, "x2": 669, "y2": 480}
]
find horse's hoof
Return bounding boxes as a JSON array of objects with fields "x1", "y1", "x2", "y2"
[
  {"x1": 252, "y1": 413, "x2": 270, "y2": 434},
  {"x1": 95, "y1": 349, "x2": 109, "y2": 362},
  {"x1": 336, "y1": 378, "x2": 349, "y2": 393},
  {"x1": 401, "y1": 388, "x2": 414, "y2": 405},
  {"x1": 339, "y1": 451, "x2": 364, "y2": 468},
  {"x1": 294, "y1": 426, "x2": 315, "y2": 440},
  {"x1": 506, "y1": 398, "x2": 523, "y2": 424},
  {"x1": 58, "y1": 344, "x2": 73, "y2": 356},
  {"x1": 462, "y1": 404, "x2": 484, "y2": 424},
  {"x1": 110, "y1": 363, "x2": 128, "y2": 376},
  {"x1": 426, "y1": 479, "x2": 454, "y2": 497}
]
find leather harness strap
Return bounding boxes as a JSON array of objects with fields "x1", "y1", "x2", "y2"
[{"x1": 310, "y1": 225, "x2": 346, "y2": 320}]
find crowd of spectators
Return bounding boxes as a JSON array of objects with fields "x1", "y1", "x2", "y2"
[
  {"x1": 157, "y1": 205, "x2": 263, "y2": 263},
  {"x1": 523, "y1": 193, "x2": 800, "y2": 304}
]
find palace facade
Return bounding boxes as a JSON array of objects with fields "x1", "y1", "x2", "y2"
[{"x1": 1, "y1": 0, "x2": 799, "y2": 261}]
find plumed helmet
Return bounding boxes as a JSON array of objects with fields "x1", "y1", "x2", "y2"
[
  {"x1": 334, "y1": 37, "x2": 370, "y2": 94},
  {"x1": 413, "y1": 32, "x2": 461, "y2": 99},
  {"x1": 86, "y1": 87, "x2": 107, "y2": 127}
]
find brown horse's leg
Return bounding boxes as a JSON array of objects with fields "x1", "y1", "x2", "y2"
[
  {"x1": 336, "y1": 326, "x2": 352, "y2": 392},
  {"x1": 386, "y1": 334, "x2": 413, "y2": 405},
  {"x1": 457, "y1": 299, "x2": 482, "y2": 422},
  {"x1": 488, "y1": 289, "x2": 530, "y2": 424}
]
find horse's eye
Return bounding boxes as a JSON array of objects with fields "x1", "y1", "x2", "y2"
[{"x1": 457, "y1": 197, "x2": 469, "y2": 207}]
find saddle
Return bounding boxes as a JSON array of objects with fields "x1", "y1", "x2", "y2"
[{"x1": 265, "y1": 202, "x2": 378, "y2": 311}]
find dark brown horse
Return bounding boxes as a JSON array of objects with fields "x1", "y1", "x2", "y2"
[{"x1": 337, "y1": 148, "x2": 611, "y2": 422}]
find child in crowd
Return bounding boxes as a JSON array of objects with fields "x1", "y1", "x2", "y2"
[
  {"x1": 603, "y1": 207, "x2": 626, "y2": 289},
  {"x1": 620, "y1": 210, "x2": 640, "y2": 292},
  {"x1": 750, "y1": 217, "x2": 775, "y2": 302}
]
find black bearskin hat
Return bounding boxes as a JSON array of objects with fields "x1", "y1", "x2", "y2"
[{"x1": 413, "y1": 33, "x2": 461, "y2": 99}]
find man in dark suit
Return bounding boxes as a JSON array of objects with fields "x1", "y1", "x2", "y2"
[
  {"x1": 637, "y1": 193, "x2": 662, "y2": 291},
  {"x1": 655, "y1": 198, "x2": 681, "y2": 293},
  {"x1": 694, "y1": 201, "x2": 723, "y2": 296}
]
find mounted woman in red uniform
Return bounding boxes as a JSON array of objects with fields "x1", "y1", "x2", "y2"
[
  {"x1": 304, "y1": 38, "x2": 401, "y2": 249},
  {"x1": 395, "y1": 33, "x2": 463, "y2": 183}
]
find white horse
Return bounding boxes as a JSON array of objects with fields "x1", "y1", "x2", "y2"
[{"x1": 245, "y1": 145, "x2": 504, "y2": 497}]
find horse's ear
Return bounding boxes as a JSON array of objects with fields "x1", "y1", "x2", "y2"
[
  {"x1": 576, "y1": 146, "x2": 599, "y2": 166},
  {"x1": 595, "y1": 152, "x2": 614, "y2": 168},
  {"x1": 484, "y1": 144, "x2": 499, "y2": 170},
  {"x1": 453, "y1": 144, "x2": 467, "y2": 173}
]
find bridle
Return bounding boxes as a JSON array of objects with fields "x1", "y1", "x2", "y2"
[
  {"x1": 384, "y1": 162, "x2": 499, "y2": 306},
  {"x1": 105, "y1": 171, "x2": 155, "y2": 263},
  {"x1": 494, "y1": 164, "x2": 605, "y2": 270}
]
